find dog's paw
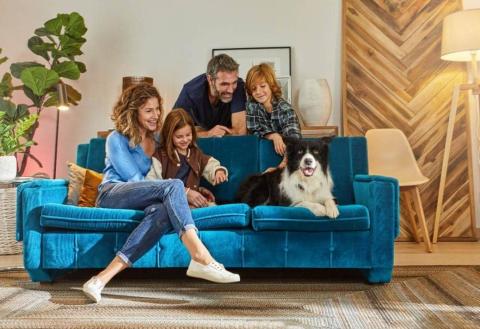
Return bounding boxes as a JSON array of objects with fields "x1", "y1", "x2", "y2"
[
  {"x1": 325, "y1": 201, "x2": 339, "y2": 219},
  {"x1": 308, "y1": 204, "x2": 327, "y2": 217}
]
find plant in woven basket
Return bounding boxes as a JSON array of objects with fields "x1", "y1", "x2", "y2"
[{"x1": 0, "y1": 12, "x2": 87, "y2": 176}]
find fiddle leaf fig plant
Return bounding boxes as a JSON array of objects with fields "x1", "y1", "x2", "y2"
[{"x1": 1, "y1": 12, "x2": 87, "y2": 175}]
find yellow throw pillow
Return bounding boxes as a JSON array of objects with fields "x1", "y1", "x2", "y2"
[
  {"x1": 67, "y1": 162, "x2": 87, "y2": 205},
  {"x1": 78, "y1": 169, "x2": 103, "y2": 207}
]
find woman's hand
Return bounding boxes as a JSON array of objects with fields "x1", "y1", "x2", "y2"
[
  {"x1": 187, "y1": 189, "x2": 208, "y2": 208},
  {"x1": 267, "y1": 133, "x2": 286, "y2": 156},
  {"x1": 199, "y1": 187, "x2": 215, "y2": 203},
  {"x1": 214, "y1": 169, "x2": 227, "y2": 185}
]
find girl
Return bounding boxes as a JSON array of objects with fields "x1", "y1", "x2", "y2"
[
  {"x1": 147, "y1": 108, "x2": 228, "y2": 208},
  {"x1": 82, "y1": 84, "x2": 239, "y2": 304},
  {"x1": 245, "y1": 63, "x2": 301, "y2": 157}
]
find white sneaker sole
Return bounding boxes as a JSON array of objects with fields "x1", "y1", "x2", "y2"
[
  {"x1": 82, "y1": 288, "x2": 101, "y2": 303},
  {"x1": 186, "y1": 269, "x2": 240, "y2": 283}
]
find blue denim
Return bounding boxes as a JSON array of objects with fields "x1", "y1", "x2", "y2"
[{"x1": 96, "y1": 179, "x2": 196, "y2": 265}]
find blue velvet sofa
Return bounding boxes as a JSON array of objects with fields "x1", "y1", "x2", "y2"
[{"x1": 16, "y1": 135, "x2": 399, "y2": 283}]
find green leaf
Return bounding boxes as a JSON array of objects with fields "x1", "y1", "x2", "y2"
[
  {"x1": 16, "y1": 104, "x2": 29, "y2": 120},
  {"x1": 43, "y1": 92, "x2": 58, "y2": 107},
  {"x1": 44, "y1": 16, "x2": 63, "y2": 35},
  {"x1": 0, "y1": 56, "x2": 7, "y2": 65},
  {"x1": 20, "y1": 67, "x2": 59, "y2": 96},
  {"x1": 0, "y1": 73, "x2": 13, "y2": 98},
  {"x1": 52, "y1": 61, "x2": 80, "y2": 80},
  {"x1": 23, "y1": 86, "x2": 42, "y2": 108},
  {"x1": 0, "y1": 99, "x2": 17, "y2": 119},
  {"x1": 75, "y1": 61, "x2": 86, "y2": 73},
  {"x1": 28, "y1": 36, "x2": 53, "y2": 61},
  {"x1": 59, "y1": 35, "x2": 83, "y2": 57},
  {"x1": 66, "y1": 12, "x2": 87, "y2": 38},
  {"x1": 10, "y1": 62, "x2": 43, "y2": 79},
  {"x1": 34, "y1": 27, "x2": 51, "y2": 37}
]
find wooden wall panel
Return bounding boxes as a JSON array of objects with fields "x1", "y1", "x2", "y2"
[{"x1": 342, "y1": 0, "x2": 477, "y2": 240}]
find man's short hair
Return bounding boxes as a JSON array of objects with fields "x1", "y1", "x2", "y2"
[{"x1": 207, "y1": 54, "x2": 239, "y2": 78}]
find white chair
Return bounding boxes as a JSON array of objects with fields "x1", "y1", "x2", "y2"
[{"x1": 365, "y1": 128, "x2": 432, "y2": 253}]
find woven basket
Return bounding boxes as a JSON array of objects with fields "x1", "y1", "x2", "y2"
[{"x1": 0, "y1": 186, "x2": 22, "y2": 254}]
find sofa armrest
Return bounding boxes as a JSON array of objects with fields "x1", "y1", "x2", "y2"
[
  {"x1": 353, "y1": 174, "x2": 400, "y2": 268},
  {"x1": 16, "y1": 179, "x2": 68, "y2": 242}
]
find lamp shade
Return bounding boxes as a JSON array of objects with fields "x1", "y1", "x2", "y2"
[{"x1": 441, "y1": 9, "x2": 480, "y2": 62}]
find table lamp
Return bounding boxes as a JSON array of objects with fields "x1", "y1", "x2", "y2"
[{"x1": 434, "y1": 9, "x2": 480, "y2": 243}]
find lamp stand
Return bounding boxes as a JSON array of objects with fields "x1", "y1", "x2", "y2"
[
  {"x1": 53, "y1": 109, "x2": 60, "y2": 179},
  {"x1": 433, "y1": 62, "x2": 480, "y2": 243}
]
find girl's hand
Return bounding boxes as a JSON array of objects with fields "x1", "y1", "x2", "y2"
[
  {"x1": 187, "y1": 189, "x2": 208, "y2": 208},
  {"x1": 271, "y1": 133, "x2": 286, "y2": 156},
  {"x1": 199, "y1": 187, "x2": 215, "y2": 203},
  {"x1": 214, "y1": 169, "x2": 227, "y2": 185}
]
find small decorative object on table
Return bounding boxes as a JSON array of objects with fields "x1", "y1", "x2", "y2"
[
  {"x1": 0, "y1": 177, "x2": 34, "y2": 255},
  {"x1": 298, "y1": 78, "x2": 332, "y2": 126},
  {"x1": 122, "y1": 76, "x2": 154, "y2": 91}
]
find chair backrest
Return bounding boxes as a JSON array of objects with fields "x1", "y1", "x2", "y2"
[
  {"x1": 77, "y1": 135, "x2": 369, "y2": 204},
  {"x1": 365, "y1": 128, "x2": 428, "y2": 187}
]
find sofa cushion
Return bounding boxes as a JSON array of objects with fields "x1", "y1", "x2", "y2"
[
  {"x1": 251, "y1": 205, "x2": 369, "y2": 232},
  {"x1": 40, "y1": 203, "x2": 251, "y2": 232},
  {"x1": 197, "y1": 135, "x2": 259, "y2": 203}
]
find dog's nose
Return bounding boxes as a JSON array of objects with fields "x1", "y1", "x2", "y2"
[{"x1": 304, "y1": 158, "x2": 312, "y2": 166}]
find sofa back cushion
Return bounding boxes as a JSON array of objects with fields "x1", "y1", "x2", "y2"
[
  {"x1": 76, "y1": 135, "x2": 368, "y2": 205},
  {"x1": 258, "y1": 137, "x2": 368, "y2": 205},
  {"x1": 197, "y1": 135, "x2": 259, "y2": 203}
]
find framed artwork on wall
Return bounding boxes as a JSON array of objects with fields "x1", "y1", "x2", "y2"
[
  {"x1": 211, "y1": 47, "x2": 291, "y2": 80},
  {"x1": 276, "y1": 76, "x2": 292, "y2": 103}
]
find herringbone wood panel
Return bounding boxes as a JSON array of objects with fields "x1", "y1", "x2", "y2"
[{"x1": 342, "y1": 0, "x2": 476, "y2": 240}]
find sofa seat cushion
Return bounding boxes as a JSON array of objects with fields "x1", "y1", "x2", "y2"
[
  {"x1": 40, "y1": 203, "x2": 251, "y2": 232},
  {"x1": 252, "y1": 205, "x2": 369, "y2": 232}
]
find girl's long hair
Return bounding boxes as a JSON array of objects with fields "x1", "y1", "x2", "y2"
[{"x1": 160, "y1": 108, "x2": 198, "y2": 163}]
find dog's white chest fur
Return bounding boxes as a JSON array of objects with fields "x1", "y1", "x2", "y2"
[{"x1": 279, "y1": 167, "x2": 334, "y2": 204}]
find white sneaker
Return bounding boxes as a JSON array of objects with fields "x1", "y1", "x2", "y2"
[
  {"x1": 186, "y1": 260, "x2": 240, "y2": 283},
  {"x1": 82, "y1": 276, "x2": 105, "y2": 303}
]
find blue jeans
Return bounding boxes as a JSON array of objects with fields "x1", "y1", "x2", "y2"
[{"x1": 96, "y1": 179, "x2": 196, "y2": 266}]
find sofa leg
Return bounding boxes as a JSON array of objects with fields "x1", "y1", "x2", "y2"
[
  {"x1": 363, "y1": 267, "x2": 392, "y2": 284},
  {"x1": 27, "y1": 269, "x2": 65, "y2": 283}
]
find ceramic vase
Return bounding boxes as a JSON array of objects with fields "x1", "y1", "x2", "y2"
[{"x1": 298, "y1": 79, "x2": 332, "y2": 126}]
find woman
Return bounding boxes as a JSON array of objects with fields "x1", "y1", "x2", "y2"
[{"x1": 82, "y1": 84, "x2": 240, "y2": 303}]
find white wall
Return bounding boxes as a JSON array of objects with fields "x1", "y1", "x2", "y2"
[{"x1": 0, "y1": 0, "x2": 342, "y2": 178}]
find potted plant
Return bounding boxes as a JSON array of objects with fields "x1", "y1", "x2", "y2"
[
  {"x1": 0, "y1": 99, "x2": 37, "y2": 180},
  {"x1": 0, "y1": 12, "x2": 87, "y2": 176}
]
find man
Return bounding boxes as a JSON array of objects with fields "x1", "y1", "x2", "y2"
[{"x1": 174, "y1": 54, "x2": 247, "y2": 137}]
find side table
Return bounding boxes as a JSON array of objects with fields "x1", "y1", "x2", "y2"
[{"x1": 0, "y1": 177, "x2": 34, "y2": 255}]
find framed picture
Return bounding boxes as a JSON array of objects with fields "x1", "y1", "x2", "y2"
[
  {"x1": 276, "y1": 76, "x2": 292, "y2": 103},
  {"x1": 212, "y1": 47, "x2": 291, "y2": 80}
]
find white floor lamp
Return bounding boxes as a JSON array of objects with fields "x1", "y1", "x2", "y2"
[{"x1": 434, "y1": 9, "x2": 480, "y2": 243}]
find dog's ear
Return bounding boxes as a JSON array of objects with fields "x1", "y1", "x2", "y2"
[{"x1": 283, "y1": 136, "x2": 300, "y2": 149}]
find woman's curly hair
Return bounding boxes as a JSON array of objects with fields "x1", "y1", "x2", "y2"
[{"x1": 111, "y1": 83, "x2": 163, "y2": 145}]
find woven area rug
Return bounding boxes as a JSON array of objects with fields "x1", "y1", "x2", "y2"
[{"x1": 0, "y1": 267, "x2": 479, "y2": 328}]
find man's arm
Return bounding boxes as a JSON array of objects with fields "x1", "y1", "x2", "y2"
[{"x1": 231, "y1": 110, "x2": 247, "y2": 135}]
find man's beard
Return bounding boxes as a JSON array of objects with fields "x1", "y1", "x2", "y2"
[{"x1": 211, "y1": 82, "x2": 233, "y2": 103}]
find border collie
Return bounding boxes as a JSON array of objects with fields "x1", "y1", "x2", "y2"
[{"x1": 235, "y1": 137, "x2": 339, "y2": 219}]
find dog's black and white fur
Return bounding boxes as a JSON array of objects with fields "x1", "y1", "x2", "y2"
[{"x1": 235, "y1": 137, "x2": 339, "y2": 219}]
